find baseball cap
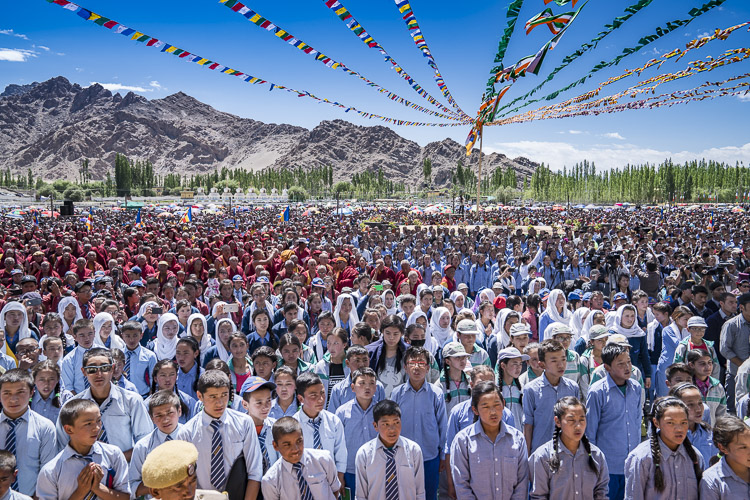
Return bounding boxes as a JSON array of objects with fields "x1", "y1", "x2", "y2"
[
  {"x1": 240, "y1": 376, "x2": 276, "y2": 396},
  {"x1": 548, "y1": 322, "x2": 572, "y2": 337},
  {"x1": 509, "y1": 323, "x2": 532, "y2": 337},
  {"x1": 582, "y1": 292, "x2": 592, "y2": 301},
  {"x1": 255, "y1": 276, "x2": 270, "y2": 284},
  {"x1": 129, "y1": 266, "x2": 142, "y2": 274},
  {"x1": 455, "y1": 319, "x2": 480, "y2": 335},
  {"x1": 588, "y1": 325, "x2": 610, "y2": 340},
  {"x1": 687, "y1": 316, "x2": 708, "y2": 329},
  {"x1": 311, "y1": 277, "x2": 325, "y2": 287},
  {"x1": 612, "y1": 292, "x2": 628, "y2": 301},
  {"x1": 10, "y1": 269, "x2": 22, "y2": 276},
  {"x1": 496, "y1": 347, "x2": 530, "y2": 363},
  {"x1": 603, "y1": 300, "x2": 611, "y2": 309},
  {"x1": 539, "y1": 289, "x2": 550, "y2": 300},
  {"x1": 457, "y1": 283, "x2": 469, "y2": 290},
  {"x1": 232, "y1": 275, "x2": 244, "y2": 282},
  {"x1": 442, "y1": 342, "x2": 471, "y2": 358},
  {"x1": 567, "y1": 291, "x2": 581, "y2": 301},
  {"x1": 20, "y1": 275, "x2": 37, "y2": 284},
  {"x1": 606, "y1": 333, "x2": 631, "y2": 347},
  {"x1": 130, "y1": 280, "x2": 145, "y2": 288}
]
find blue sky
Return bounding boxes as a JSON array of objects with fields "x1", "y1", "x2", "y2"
[{"x1": 2, "y1": 0, "x2": 750, "y2": 170}]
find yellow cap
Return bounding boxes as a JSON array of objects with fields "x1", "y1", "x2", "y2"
[{"x1": 141, "y1": 440, "x2": 199, "y2": 489}]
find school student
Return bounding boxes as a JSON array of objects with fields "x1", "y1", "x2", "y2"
[
  {"x1": 37, "y1": 399, "x2": 131, "y2": 500},
  {"x1": 673, "y1": 316, "x2": 720, "y2": 379},
  {"x1": 312, "y1": 327, "x2": 348, "y2": 409},
  {"x1": 56, "y1": 348, "x2": 153, "y2": 461},
  {"x1": 455, "y1": 319, "x2": 491, "y2": 368},
  {"x1": 547, "y1": 322, "x2": 589, "y2": 397},
  {"x1": 175, "y1": 336, "x2": 203, "y2": 400},
  {"x1": 175, "y1": 370, "x2": 263, "y2": 496},
  {"x1": 250, "y1": 347, "x2": 278, "y2": 384},
  {"x1": 278, "y1": 333, "x2": 313, "y2": 376},
  {"x1": 269, "y1": 366, "x2": 300, "y2": 419},
  {"x1": 60, "y1": 320, "x2": 96, "y2": 394},
  {"x1": 139, "y1": 440, "x2": 201, "y2": 500},
  {"x1": 585, "y1": 341, "x2": 645, "y2": 500},
  {"x1": 110, "y1": 348, "x2": 139, "y2": 393},
  {"x1": 335, "y1": 368, "x2": 379, "y2": 499},
  {"x1": 31, "y1": 360, "x2": 71, "y2": 423},
  {"x1": 529, "y1": 396, "x2": 609, "y2": 499},
  {"x1": 0, "y1": 450, "x2": 32, "y2": 500},
  {"x1": 327, "y1": 345, "x2": 385, "y2": 414},
  {"x1": 129, "y1": 390, "x2": 184, "y2": 498},
  {"x1": 686, "y1": 349, "x2": 727, "y2": 426},
  {"x1": 669, "y1": 382, "x2": 719, "y2": 468},
  {"x1": 41, "y1": 337, "x2": 64, "y2": 367},
  {"x1": 699, "y1": 415, "x2": 750, "y2": 498},
  {"x1": 390, "y1": 346, "x2": 447, "y2": 500},
  {"x1": 450, "y1": 381, "x2": 529, "y2": 499},
  {"x1": 240, "y1": 376, "x2": 280, "y2": 476},
  {"x1": 624, "y1": 397, "x2": 704, "y2": 500},
  {"x1": 261, "y1": 416, "x2": 341, "y2": 500},
  {"x1": 354, "y1": 399, "x2": 425, "y2": 500},
  {"x1": 496, "y1": 346, "x2": 528, "y2": 431},
  {"x1": 0, "y1": 369, "x2": 57, "y2": 497},
  {"x1": 523, "y1": 339, "x2": 581, "y2": 455},
  {"x1": 439, "y1": 342, "x2": 472, "y2": 415},
  {"x1": 120, "y1": 320, "x2": 158, "y2": 398},
  {"x1": 519, "y1": 342, "x2": 543, "y2": 388},
  {"x1": 292, "y1": 371, "x2": 347, "y2": 495}
]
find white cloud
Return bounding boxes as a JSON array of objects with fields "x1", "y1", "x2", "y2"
[
  {"x1": 602, "y1": 132, "x2": 625, "y2": 140},
  {"x1": 568, "y1": 129, "x2": 583, "y2": 135},
  {"x1": 697, "y1": 31, "x2": 711, "y2": 38},
  {"x1": 36, "y1": 45, "x2": 50, "y2": 51},
  {"x1": 0, "y1": 48, "x2": 37, "y2": 62},
  {"x1": 0, "y1": 29, "x2": 29, "y2": 40},
  {"x1": 90, "y1": 82, "x2": 153, "y2": 93},
  {"x1": 149, "y1": 80, "x2": 163, "y2": 90},
  {"x1": 485, "y1": 140, "x2": 750, "y2": 171},
  {"x1": 737, "y1": 93, "x2": 750, "y2": 102}
]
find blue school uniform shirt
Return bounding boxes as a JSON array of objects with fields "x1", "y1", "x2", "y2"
[
  {"x1": 699, "y1": 456, "x2": 750, "y2": 499},
  {"x1": 112, "y1": 375, "x2": 138, "y2": 394},
  {"x1": 268, "y1": 398, "x2": 299, "y2": 420},
  {"x1": 30, "y1": 390, "x2": 72, "y2": 424},
  {"x1": 585, "y1": 372, "x2": 644, "y2": 474},
  {"x1": 128, "y1": 424, "x2": 182, "y2": 496},
  {"x1": 334, "y1": 398, "x2": 378, "y2": 475},
  {"x1": 294, "y1": 407, "x2": 348, "y2": 473},
  {"x1": 123, "y1": 344, "x2": 158, "y2": 397},
  {"x1": 0, "y1": 408, "x2": 57, "y2": 496},
  {"x1": 175, "y1": 408, "x2": 263, "y2": 491},
  {"x1": 529, "y1": 437, "x2": 610, "y2": 500},
  {"x1": 444, "y1": 399, "x2": 515, "y2": 455},
  {"x1": 689, "y1": 424, "x2": 719, "y2": 471},
  {"x1": 522, "y1": 373, "x2": 581, "y2": 454},
  {"x1": 36, "y1": 441, "x2": 130, "y2": 500},
  {"x1": 390, "y1": 380, "x2": 447, "y2": 461},
  {"x1": 0, "y1": 351, "x2": 16, "y2": 372},
  {"x1": 56, "y1": 383, "x2": 153, "y2": 453},
  {"x1": 177, "y1": 361, "x2": 203, "y2": 400},
  {"x1": 144, "y1": 390, "x2": 199, "y2": 425},
  {"x1": 624, "y1": 436, "x2": 703, "y2": 500},
  {"x1": 60, "y1": 345, "x2": 90, "y2": 394},
  {"x1": 0, "y1": 490, "x2": 31, "y2": 500},
  {"x1": 326, "y1": 374, "x2": 386, "y2": 415},
  {"x1": 449, "y1": 420, "x2": 529, "y2": 500}
]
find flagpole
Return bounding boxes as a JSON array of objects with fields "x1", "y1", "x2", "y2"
[{"x1": 476, "y1": 131, "x2": 483, "y2": 216}]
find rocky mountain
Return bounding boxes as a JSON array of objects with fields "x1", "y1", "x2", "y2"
[{"x1": 0, "y1": 76, "x2": 538, "y2": 186}]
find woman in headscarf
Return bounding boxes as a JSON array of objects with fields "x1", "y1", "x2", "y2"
[
  {"x1": 611, "y1": 303, "x2": 651, "y2": 389},
  {"x1": 428, "y1": 307, "x2": 453, "y2": 348},
  {"x1": 471, "y1": 288, "x2": 495, "y2": 317},
  {"x1": 92, "y1": 312, "x2": 125, "y2": 351},
  {"x1": 538, "y1": 289, "x2": 571, "y2": 341},
  {"x1": 574, "y1": 309, "x2": 607, "y2": 355},
  {"x1": 146, "y1": 312, "x2": 180, "y2": 361},
  {"x1": 137, "y1": 300, "x2": 161, "y2": 347},
  {"x1": 449, "y1": 291, "x2": 468, "y2": 313},
  {"x1": 0, "y1": 301, "x2": 36, "y2": 359},
  {"x1": 570, "y1": 307, "x2": 591, "y2": 344},
  {"x1": 381, "y1": 289, "x2": 398, "y2": 316},
  {"x1": 207, "y1": 301, "x2": 230, "y2": 340},
  {"x1": 185, "y1": 313, "x2": 213, "y2": 364},
  {"x1": 333, "y1": 294, "x2": 359, "y2": 334},
  {"x1": 57, "y1": 296, "x2": 83, "y2": 335},
  {"x1": 526, "y1": 277, "x2": 547, "y2": 296},
  {"x1": 489, "y1": 309, "x2": 522, "y2": 367}
]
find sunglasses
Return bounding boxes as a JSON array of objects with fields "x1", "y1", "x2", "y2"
[{"x1": 83, "y1": 364, "x2": 113, "y2": 375}]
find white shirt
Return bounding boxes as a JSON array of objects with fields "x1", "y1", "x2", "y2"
[
  {"x1": 128, "y1": 424, "x2": 182, "y2": 498},
  {"x1": 294, "y1": 408, "x2": 348, "y2": 473},
  {"x1": 0, "y1": 409, "x2": 57, "y2": 496},
  {"x1": 355, "y1": 436, "x2": 425, "y2": 500},
  {"x1": 261, "y1": 448, "x2": 341, "y2": 500}
]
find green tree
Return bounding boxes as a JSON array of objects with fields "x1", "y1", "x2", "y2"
[
  {"x1": 37, "y1": 184, "x2": 59, "y2": 199},
  {"x1": 423, "y1": 158, "x2": 432, "y2": 187},
  {"x1": 287, "y1": 186, "x2": 309, "y2": 202},
  {"x1": 332, "y1": 181, "x2": 352, "y2": 197},
  {"x1": 62, "y1": 185, "x2": 85, "y2": 202}
]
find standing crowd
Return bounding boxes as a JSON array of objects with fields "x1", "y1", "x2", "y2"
[{"x1": 0, "y1": 204, "x2": 748, "y2": 499}]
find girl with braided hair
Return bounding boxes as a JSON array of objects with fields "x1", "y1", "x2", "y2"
[
  {"x1": 624, "y1": 396, "x2": 704, "y2": 499},
  {"x1": 669, "y1": 382, "x2": 719, "y2": 469},
  {"x1": 699, "y1": 415, "x2": 750, "y2": 497},
  {"x1": 529, "y1": 396, "x2": 609, "y2": 499}
]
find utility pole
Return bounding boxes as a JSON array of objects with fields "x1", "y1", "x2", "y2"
[{"x1": 476, "y1": 132, "x2": 483, "y2": 218}]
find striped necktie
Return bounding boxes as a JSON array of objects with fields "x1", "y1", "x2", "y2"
[
  {"x1": 292, "y1": 462, "x2": 314, "y2": 500},
  {"x1": 73, "y1": 454, "x2": 96, "y2": 500},
  {"x1": 310, "y1": 417, "x2": 322, "y2": 450},
  {"x1": 5, "y1": 418, "x2": 19, "y2": 491},
  {"x1": 98, "y1": 399, "x2": 113, "y2": 444},
  {"x1": 258, "y1": 428, "x2": 270, "y2": 473},
  {"x1": 384, "y1": 447, "x2": 399, "y2": 500},
  {"x1": 165, "y1": 434, "x2": 173, "y2": 442},
  {"x1": 124, "y1": 350, "x2": 134, "y2": 380},
  {"x1": 209, "y1": 419, "x2": 225, "y2": 490}
]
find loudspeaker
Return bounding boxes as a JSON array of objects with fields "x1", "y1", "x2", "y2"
[{"x1": 59, "y1": 202, "x2": 73, "y2": 216}]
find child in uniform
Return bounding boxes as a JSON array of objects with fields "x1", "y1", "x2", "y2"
[
  {"x1": 31, "y1": 360, "x2": 71, "y2": 423},
  {"x1": 60, "y1": 320, "x2": 96, "y2": 395},
  {"x1": 120, "y1": 320, "x2": 158, "y2": 398},
  {"x1": 0, "y1": 450, "x2": 32, "y2": 500},
  {"x1": 699, "y1": 415, "x2": 750, "y2": 498},
  {"x1": 327, "y1": 345, "x2": 385, "y2": 414},
  {"x1": 686, "y1": 349, "x2": 727, "y2": 426},
  {"x1": 240, "y1": 376, "x2": 280, "y2": 477}
]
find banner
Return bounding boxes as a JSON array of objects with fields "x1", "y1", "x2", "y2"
[
  {"x1": 218, "y1": 0, "x2": 459, "y2": 121},
  {"x1": 485, "y1": 0, "x2": 525, "y2": 96},
  {"x1": 525, "y1": 8, "x2": 576, "y2": 35},
  {"x1": 44, "y1": 0, "x2": 469, "y2": 128},
  {"x1": 321, "y1": 0, "x2": 467, "y2": 120}
]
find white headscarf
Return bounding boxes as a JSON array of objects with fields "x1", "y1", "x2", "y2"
[
  {"x1": 581, "y1": 309, "x2": 606, "y2": 342},
  {"x1": 0, "y1": 301, "x2": 31, "y2": 359},
  {"x1": 214, "y1": 317, "x2": 235, "y2": 362},
  {"x1": 334, "y1": 294, "x2": 359, "y2": 329},
  {"x1": 93, "y1": 312, "x2": 125, "y2": 351},
  {"x1": 154, "y1": 313, "x2": 179, "y2": 360},
  {"x1": 406, "y1": 310, "x2": 438, "y2": 355},
  {"x1": 528, "y1": 278, "x2": 546, "y2": 295},
  {"x1": 494, "y1": 309, "x2": 521, "y2": 349},
  {"x1": 429, "y1": 307, "x2": 453, "y2": 347},
  {"x1": 571, "y1": 307, "x2": 590, "y2": 343},
  {"x1": 381, "y1": 289, "x2": 397, "y2": 316},
  {"x1": 57, "y1": 296, "x2": 83, "y2": 334},
  {"x1": 545, "y1": 289, "x2": 571, "y2": 325},
  {"x1": 450, "y1": 291, "x2": 467, "y2": 312},
  {"x1": 137, "y1": 301, "x2": 161, "y2": 332},
  {"x1": 612, "y1": 304, "x2": 645, "y2": 338},
  {"x1": 186, "y1": 313, "x2": 211, "y2": 358},
  {"x1": 472, "y1": 288, "x2": 495, "y2": 315}
]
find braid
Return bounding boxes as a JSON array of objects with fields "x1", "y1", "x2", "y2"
[
  {"x1": 443, "y1": 363, "x2": 452, "y2": 403},
  {"x1": 497, "y1": 363, "x2": 505, "y2": 387},
  {"x1": 60, "y1": 333, "x2": 68, "y2": 352},
  {"x1": 515, "y1": 377, "x2": 523, "y2": 407},
  {"x1": 173, "y1": 386, "x2": 190, "y2": 418},
  {"x1": 52, "y1": 380, "x2": 62, "y2": 409},
  {"x1": 549, "y1": 424, "x2": 563, "y2": 473},
  {"x1": 682, "y1": 435, "x2": 703, "y2": 486},
  {"x1": 580, "y1": 435, "x2": 599, "y2": 474},
  {"x1": 651, "y1": 419, "x2": 665, "y2": 492},
  {"x1": 193, "y1": 354, "x2": 201, "y2": 393}
]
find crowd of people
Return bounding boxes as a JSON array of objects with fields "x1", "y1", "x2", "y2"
[{"x1": 0, "y1": 203, "x2": 748, "y2": 499}]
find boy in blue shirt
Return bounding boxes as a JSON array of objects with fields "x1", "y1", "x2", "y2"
[
  {"x1": 240, "y1": 375, "x2": 280, "y2": 476},
  {"x1": 37, "y1": 399, "x2": 130, "y2": 499},
  {"x1": 60, "y1": 320, "x2": 96, "y2": 394},
  {"x1": 120, "y1": 320, "x2": 158, "y2": 397},
  {"x1": 0, "y1": 369, "x2": 57, "y2": 497},
  {"x1": 585, "y1": 341, "x2": 644, "y2": 500},
  {"x1": 0, "y1": 451, "x2": 32, "y2": 500},
  {"x1": 390, "y1": 346, "x2": 447, "y2": 500}
]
